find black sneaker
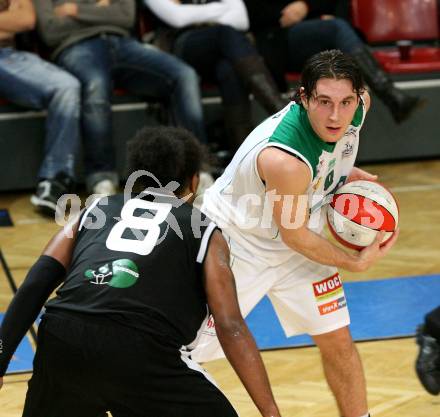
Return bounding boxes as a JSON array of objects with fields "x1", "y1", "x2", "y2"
[
  {"x1": 415, "y1": 325, "x2": 440, "y2": 395},
  {"x1": 30, "y1": 173, "x2": 74, "y2": 217}
]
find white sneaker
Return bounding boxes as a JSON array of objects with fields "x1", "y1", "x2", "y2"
[{"x1": 92, "y1": 179, "x2": 117, "y2": 196}]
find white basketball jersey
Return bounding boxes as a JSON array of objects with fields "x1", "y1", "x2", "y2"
[{"x1": 203, "y1": 100, "x2": 366, "y2": 266}]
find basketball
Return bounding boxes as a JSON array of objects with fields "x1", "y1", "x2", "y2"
[{"x1": 327, "y1": 180, "x2": 399, "y2": 250}]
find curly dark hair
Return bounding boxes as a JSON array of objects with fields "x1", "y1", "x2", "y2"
[
  {"x1": 293, "y1": 49, "x2": 365, "y2": 105},
  {"x1": 126, "y1": 126, "x2": 205, "y2": 195}
]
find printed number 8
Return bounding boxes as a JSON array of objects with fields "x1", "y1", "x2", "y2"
[{"x1": 106, "y1": 199, "x2": 172, "y2": 255}]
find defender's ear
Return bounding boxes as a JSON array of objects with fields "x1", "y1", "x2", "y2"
[{"x1": 190, "y1": 172, "x2": 200, "y2": 196}]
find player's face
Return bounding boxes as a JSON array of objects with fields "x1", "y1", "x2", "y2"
[{"x1": 301, "y1": 78, "x2": 359, "y2": 143}]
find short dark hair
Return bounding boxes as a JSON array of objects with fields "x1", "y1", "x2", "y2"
[
  {"x1": 294, "y1": 50, "x2": 365, "y2": 104},
  {"x1": 127, "y1": 126, "x2": 205, "y2": 195}
]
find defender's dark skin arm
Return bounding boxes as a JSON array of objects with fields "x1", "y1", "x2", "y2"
[
  {"x1": 203, "y1": 230, "x2": 282, "y2": 417},
  {"x1": 41, "y1": 216, "x2": 80, "y2": 268}
]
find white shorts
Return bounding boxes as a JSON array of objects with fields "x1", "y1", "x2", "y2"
[{"x1": 190, "y1": 233, "x2": 350, "y2": 362}]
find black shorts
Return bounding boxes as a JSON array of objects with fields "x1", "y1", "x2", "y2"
[{"x1": 23, "y1": 313, "x2": 238, "y2": 417}]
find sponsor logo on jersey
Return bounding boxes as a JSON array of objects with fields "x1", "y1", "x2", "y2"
[
  {"x1": 85, "y1": 259, "x2": 139, "y2": 288},
  {"x1": 342, "y1": 141, "x2": 354, "y2": 158},
  {"x1": 328, "y1": 158, "x2": 336, "y2": 170},
  {"x1": 318, "y1": 296, "x2": 347, "y2": 315},
  {"x1": 206, "y1": 316, "x2": 215, "y2": 329},
  {"x1": 201, "y1": 316, "x2": 217, "y2": 336},
  {"x1": 345, "y1": 126, "x2": 357, "y2": 137},
  {"x1": 312, "y1": 177, "x2": 323, "y2": 191},
  {"x1": 313, "y1": 273, "x2": 343, "y2": 299}
]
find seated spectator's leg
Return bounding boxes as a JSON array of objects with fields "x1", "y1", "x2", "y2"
[
  {"x1": 213, "y1": 25, "x2": 286, "y2": 114},
  {"x1": 290, "y1": 18, "x2": 362, "y2": 60},
  {"x1": 57, "y1": 37, "x2": 117, "y2": 194},
  {"x1": 287, "y1": 18, "x2": 423, "y2": 123},
  {"x1": 112, "y1": 37, "x2": 207, "y2": 144},
  {"x1": 173, "y1": 27, "x2": 252, "y2": 151},
  {"x1": 216, "y1": 60, "x2": 253, "y2": 151},
  {"x1": 0, "y1": 49, "x2": 80, "y2": 215},
  {"x1": 253, "y1": 29, "x2": 289, "y2": 92}
]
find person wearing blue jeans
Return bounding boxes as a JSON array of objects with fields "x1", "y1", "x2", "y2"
[
  {"x1": 0, "y1": 0, "x2": 80, "y2": 216},
  {"x1": 35, "y1": 0, "x2": 206, "y2": 195},
  {"x1": 55, "y1": 36, "x2": 206, "y2": 192},
  {"x1": 244, "y1": 0, "x2": 423, "y2": 124},
  {"x1": 146, "y1": 0, "x2": 286, "y2": 151}
]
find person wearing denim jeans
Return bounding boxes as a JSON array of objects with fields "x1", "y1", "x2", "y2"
[
  {"x1": 55, "y1": 35, "x2": 206, "y2": 192},
  {"x1": 35, "y1": 0, "x2": 207, "y2": 196},
  {"x1": 0, "y1": 0, "x2": 81, "y2": 216}
]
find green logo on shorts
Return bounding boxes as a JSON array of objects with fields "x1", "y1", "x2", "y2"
[{"x1": 85, "y1": 259, "x2": 139, "y2": 288}]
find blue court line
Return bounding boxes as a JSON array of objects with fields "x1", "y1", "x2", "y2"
[
  {"x1": 245, "y1": 274, "x2": 440, "y2": 349},
  {"x1": 2, "y1": 275, "x2": 438, "y2": 373}
]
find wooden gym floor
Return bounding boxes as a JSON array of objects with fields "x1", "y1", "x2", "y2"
[{"x1": 1, "y1": 160, "x2": 440, "y2": 416}]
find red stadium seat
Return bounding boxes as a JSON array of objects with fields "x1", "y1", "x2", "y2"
[
  {"x1": 351, "y1": 0, "x2": 439, "y2": 43},
  {"x1": 285, "y1": 72, "x2": 301, "y2": 82},
  {"x1": 374, "y1": 47, "x2": 440, "y2": 74},
  {"x1": 351, "y1": 0, "x2": 440, "y2": 74}
]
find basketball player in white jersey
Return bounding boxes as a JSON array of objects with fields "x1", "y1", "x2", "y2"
[{"x1": 192, "y1": 50, "x2": 399, "y2": 417}]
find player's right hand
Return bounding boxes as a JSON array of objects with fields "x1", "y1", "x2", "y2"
[{"x1": 352, "y1": 228, "x2": 400, "y2": 272}]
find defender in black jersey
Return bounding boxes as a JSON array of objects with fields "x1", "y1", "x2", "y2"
[{"x1": 0, "y1": 127, "x2": 282, "y2": 417}]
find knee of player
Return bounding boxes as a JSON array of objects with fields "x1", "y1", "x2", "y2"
[{"x1": 315, "y1": 328, "x2": 357, "y2": 359}]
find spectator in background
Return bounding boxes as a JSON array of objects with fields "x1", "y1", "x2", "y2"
[
  {"x1": 244, "y1": 0, "x2": 423, "y2": 124},
  {"x1": 144, "y1": 0, "x2": 287, "y2": 151},
  {"x1": 0, "y1": 0, "x2": 80, "y2": 216},
  {"x1": 34, "y1": 0, "x2": 207, "y2": 196}
]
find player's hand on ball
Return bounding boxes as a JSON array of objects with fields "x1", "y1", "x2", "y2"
[
  {"x1": 377, "y1": 227, "x2": 400, "y2": 253},
  {"x1": 354, "y1": 228, "x2": 400, "y2": 272}
]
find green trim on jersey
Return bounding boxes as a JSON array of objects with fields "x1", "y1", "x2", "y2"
[
  {"x1": 351, "y1": 101, "x2": 364, "y2": 127},
  {"x1": 268, "y1": 102, "x2": 363, "y2": 178}
]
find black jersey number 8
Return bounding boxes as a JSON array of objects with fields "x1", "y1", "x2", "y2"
[{"x1": 106, "y1": 199, "x2": 172, "y2": 255}]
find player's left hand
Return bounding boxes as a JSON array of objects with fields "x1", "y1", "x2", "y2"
[
  {"x1": 347, "y1": 166, "x2": 378, "y2": 183},
  {"x1": 352, "y1": 228, "x2": 399, "y2": 272}
]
